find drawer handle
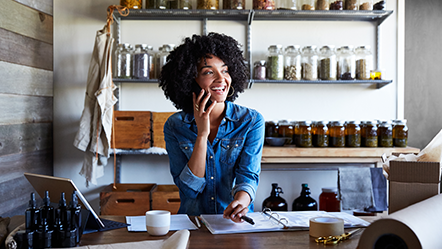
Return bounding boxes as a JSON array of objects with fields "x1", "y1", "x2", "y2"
[
  {"x1": 168, "y1": 198, "x2": 180, "y2": 203},
  {"x1": 116, "y1": 198, "x2": 135, "y2": 203},
  {"x1": 116, "y1": 116, "x2": 135, "y2": 121}
]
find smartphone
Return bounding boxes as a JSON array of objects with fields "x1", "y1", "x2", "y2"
[{"x1": 192, "y1": 82, "x2": 212, "y2": 109}]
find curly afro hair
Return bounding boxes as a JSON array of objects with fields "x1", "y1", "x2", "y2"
[{"x1": 159, "y1": 32, "x2": 249, "y2": 114}]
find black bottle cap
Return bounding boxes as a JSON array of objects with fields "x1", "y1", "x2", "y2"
[
  {"x1": 69, "y1": 191, "x2": 78, "y2": 208},
  {"x1": 43, "y1": 191, "x2": 50, "y2": 206},
  {"x1": 302, "y1": 183, "x2": 309, "y2": 188},
  {"x1": 28, "y1": 192, "x2": 37, "y2": 208},
  {"x1": 59, "y1": 192, "x2": 66, "y2": 207}
]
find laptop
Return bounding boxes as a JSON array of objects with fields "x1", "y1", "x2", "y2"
[{"x1": 24, "y1": 172, "x2": 129, "y2": 234}]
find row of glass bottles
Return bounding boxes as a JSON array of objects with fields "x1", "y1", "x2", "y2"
[
  {"x1": 114, "y1": 43, "x2": 174, "y2": 80},
  {"x1": 262, "y1": 183, "x2": 340, "y2": 212},
  {"x1": 265, "y1": 119, "x2": 409, "y2": 148},
  {"x1": 120, "y1": 0, "x2": 385, "y2": 10},
  {"x1": 257, "y1": 45, "x2": 374, "y2": 81}
]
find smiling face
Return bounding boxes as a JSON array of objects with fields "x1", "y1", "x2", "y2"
[{"x1": 195, "y1": 55, "x2": 232, "y2": 104}]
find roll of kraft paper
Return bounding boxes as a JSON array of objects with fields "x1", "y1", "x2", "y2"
[
  {"x1": 358, "y1": 194, "x2": 442, "y2": 249},
  {"x1": 309, "y1": 217, "x2": 344, "y2": 238}
]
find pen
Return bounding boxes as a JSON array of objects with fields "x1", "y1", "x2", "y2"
[
  {"x1": 195, "y1": 216, "x2": 201, "y2": 228},
  {"x1": 240, "y1": 215, "x2": 255, "y2": 225}
]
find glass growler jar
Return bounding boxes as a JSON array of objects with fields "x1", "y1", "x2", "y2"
[
  {"x1": 364, "y1": 120, "x2": 378, "y2": 147},
  {"x1": 132, "y1": 44, "x2": 151, "y2": 80},
  {"x1": 337, "y1": 46, "x2": 356, "y2": 80},
  {"x1": 299, "y1": 0, "x2": 315, "y2": 10},
  {"x1": 254, "y1": 60, "x2": 267, "y2": 80},
  {"x1": 267, "y1": 45, "x2": 284, "y2": 80},
  {"x1": 284, "y1": 45, "x2": 301, "y2": 81},
  {"x1": 278, "y1": 120, "x2": 293, "y2": 145},
  {"x1": 298, "y1": 121, "x2": 313, "y2": 147},
  {"x1": 197, "y1": 0, "x2": 219, "y2": 9},
  {"x1": 313, "y1": 120, "x2": 329, "y2": 147},
  {"x1": 378, "y1": 120, "x2": 393, "y2": 147},
  {"x1": 262, "y1": 183, "x2": 288, "y2": 211},
  {"x1": 355, "y1": 46, "x2": 373, "y2": 80},
  {"x1": 330, "y1": 121, "x2": 345, "y2": 147},
  {"x1": 318, "y1": 45, "x2": 337, "y2": 80},
  {"x1": 393, "y1": 120, "x2": 408, "y2": 147},
  {"x1": 292, "y1": 183, "x2": 318, "y2": 211},
  {"x1": 115, "y1": 43, "x2": 132, "y2": 79},
  {"x1": 301, "y1": 46, "x2": 318, "y2": 81},
  {"x1": 345, "y1": 120, "x2": 361, "y2": 147},
  {"x1": 319, "y1": 187, "x2": 340, "y2": 212}
]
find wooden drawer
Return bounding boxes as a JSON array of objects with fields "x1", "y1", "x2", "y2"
[
  {"x1": 111, "y1": 111, "x2": 152, "y2": 149},
  {"x1": 151, "y1": 112, "x2": 175, "y2": 149},
  {"x1": 100, "y1": 183, "x2": 156, "y2": 215},
  {"x1": 151, "y1": 184, "x2": 180, "y2": 214}
]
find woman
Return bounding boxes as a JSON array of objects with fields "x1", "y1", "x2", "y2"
[{"x1": 159, "y1": 33, "x2": 265, "y2": 223}]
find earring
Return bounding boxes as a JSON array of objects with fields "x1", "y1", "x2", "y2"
[{"x1": 227, "y1": 86, "x2": 235, "y2": 97}]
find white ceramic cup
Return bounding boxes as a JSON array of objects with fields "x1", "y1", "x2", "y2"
[{"x1": 145, "y1": 210, "x2": 171, "y2": 236}]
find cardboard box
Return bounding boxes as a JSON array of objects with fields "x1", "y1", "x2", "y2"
[
  {"x1": 111, "y1": 111, "x2": 152, "y2": 149},
  {"x1": 389, "y1": 160, "x2": 440, "y2": 214},
  {"x1": 100, "y1": 183, "x2": 156, "y2": 215},
  {"x1": 151, "y1": 184, "x2": 180, "y2": 214},
  {"x1": 151, "y1": 112, "x2": 175, "y2": 149}
]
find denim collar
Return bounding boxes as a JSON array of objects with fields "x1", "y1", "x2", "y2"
[{"x1": 183, "y1": 101, "x2": 239, "y2": 123}]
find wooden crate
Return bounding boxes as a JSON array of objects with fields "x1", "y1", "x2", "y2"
[
  {"x1": 100, "y1": 183, "x2": 156, "y2": 215},
  {"x1": 151, "y1": 112, "x2": 175, "y2": 149},
  {"x1": 151, "y1": 184, "x2": 180, "y2": 214},
  {"x1": 111, "y1": 111, "x2": 152, "y2": 149}
]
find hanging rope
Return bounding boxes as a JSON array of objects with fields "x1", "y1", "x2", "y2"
[{"x1": 106, "y1": 5, "x2": 129, "y2": 35}]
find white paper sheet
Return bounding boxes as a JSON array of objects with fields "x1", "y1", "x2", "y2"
[{"x1": 126, "y1": 214, "x2": 198, "y2": 232}]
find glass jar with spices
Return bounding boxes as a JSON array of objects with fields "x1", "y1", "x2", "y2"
[
  {"x1": 253, "y1": 0, "x2": 276, "y2": 9},
  {"x1": 360, "y1": 121, "x2": 367, "y2": 147},
  {"x1": 223, "y1": 0, "x2": 245, "y2": 9},
  {"x1": 364, "y1": 120, "x2": 378, "y2": 147},
  {"x1": 278, "y1": 120, "x2": 293, "y2": 145},
  {"x1": 330, "y1": 121, "x2": 346, "y2": 147},
  {"x1": 318, "y1": 45, "x2": 337, "y2": 81},
  {"x1": 319, "y1": 187, "x2": 340, "y2": 212},
  {"x1": 267, "y1": 45, "x2": 284, "y2": 80},
  {"x1": 345, "y1": 0, "x2": 358, "y2": 10},
  {"x1": 132, "y1": 44, "x2": 150, "y2": 80},
  {"x1": 299, "y1": 0, "x2": 315, "y2": 10},
  {"x1": 120, "y1": 0, "x2": 142, "y2": 9},
  {"x1": 313, "y1": 120, "x2": 329, "y2": 147},
  {"x1": 284, "y1": 45, "x2": 301, "y2": 81},
  {"x1": 355, "y1": 46, "x2": 373, "y2": 80},
  {"x1": 115, "y1": 43, "x2": 132, "y2": 79},
  {"x1": 345, "y1": 120, "x2": 361, "y2": 147},
  {"x1": 337, "y1": 46, "x2": 356, "y2": 80},
  {"x1": 292, "y1": 121, "x2": 300, "y2": 146},
  {"x1": 298, "y1": 121, "x2": 313, "y2": 147},
  {"x1": 393, "y1": 120, "x2": 408, "y2": 147},
  {"x1": 276, "y1": 0, "x2": 297, "y2": 9},
  {"x1": 316, "y1": 0, "x2": 329, "y2": 10},
  {"x1": 254, "y1": 61, "x2": 267, "y2": 80},
  {"x1": 178, "y1": 0, "x2": 193, "y2": 9},
  {"x1": 330, "y1": 0, "x2": 343, "y2": 9},
  {"x1": 378, "y1": 120, "x2": 393, "y2": 147},
  {"x1": 197, "y1": 0, "x2": 219, "y2": 9},
  {"x1": 157, "y1": 44, "x2": 174, "y2": 79},
  {"x1": 155, "y1": 46, "x2": 163, "y2": 79},
  {"x1": 301, "y1": 46, "x2": 318, "y2": 81},
  {"x1": 147, "y1": 46, "x2": 156, "y2": 79},
  {"x1": 265, "y1": 120, "x2": 279, "y2": 139},
  {"x1": 358, "y1": 0, "x2": 373, "y2": 10}
]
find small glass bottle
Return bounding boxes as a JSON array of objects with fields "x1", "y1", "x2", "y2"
[
  {"x1": 253, "y1": 0, "x2": 276, "y2": 9},
  {"x1": 278, "y1": 120, "x2": 293, "y2": 145},
  {"x1": 115, "y1": 43, "x2": 132, "y2": 79},
  {"x1": 267, "y1": 45, "x2": 284, "y2": 80},
  {"x1": 299, "y1": 0, "x2": 315, "y2": 10},
  {"x1": 378, "y1": 120, "x2": 393, "y2": 147},
  {"x1": 313, "y1": 120, "x2": 329, "y2": 147},
  {"x1": 292, "y1": 183, "x2": 318, "y2": 211},
  {"x1": 120, "y1": 0, "x2": 142, "y2": 9},
  {"x1": 223, "y1": 0, "x2": 245, "y2": 9},
  {"x1": 337, "y1": 46, "x2": 356, "y2": 80},
  {"x1": 330, "y1": 0, "x2": 344, "y2": 9},
  {"x1": 298, "y1": 121, "x2": 313, "y2": 147},
  {"x1": 355, "y1": 46, "x2": 373, "y2": 80},
  {"x1": 316, "y1": 0, "x2": 330, "y2": 10},
  {"x1": 358, "y1": 0, "x2": 373, "y2": 10},
  {"x1": 319, "y1": 187, "x2": 340, "y2": 212},
  {"x1": 393, "y1": 120, "x2": 408, "y2": 147},
  {"x1": 301, "y1": 46, "x2": 318, "y2": 81},
  {"x1": 254, "y1": 60, "x2": 267, "y2": 80},
  {"x1": 330, "y1": 121, "x2": 346, "y2": 147},
  {"x1": 262, "y1": 183, "x2": 288, "y2": 211},
  {"x1": 197, "y1": 0, "x2": 219, "y2": 9},
  {"x1": 284, "y1": 45, "x2": 302, "y2": 81},
  {"x1": 345, "y1": 0, "x2": 358, "y2": 10},
  {"x1": 345, "y1": 120, "x2": 361, "y2": 147},
  {"x1": 132, "y1": 44, "x2": 150, "y2": 80},
  {"x1": 318, "y1": 45, "x2": 337, "y2": 80},
  {"x1": 265, "y1": 120, "x2": 279, "y2": 138},
  {"x1": 364, "y1": 120, "x2": 378, "y2": 147}
]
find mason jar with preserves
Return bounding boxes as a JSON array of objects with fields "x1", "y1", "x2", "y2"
[
  {"x1": 178, "y1": 0, "x2": 193, "y2": 9},
  {"x1": 254, "y1": 60, "x2": 267, "y2": 80},
  {"x1": 223, "y1": 0, "x2": 245, "y2": 9},
  {"x1": 318, "y1": 45, "x2": 337, "y2": 80},
  {"x1": 358, "y1": 0, "x2": 373, "y2": 10},
  {"x1": 278, "y1": 120, "x2": 293, "y2": 145},
  {"x1": 301, "y1": 46, "x2": 318, "y2": 81},
  {"x1": 345, "y1": 0, "x2": 358, "y2": 10},
  {"x1": 284, "y1": 45, "x2": 301, "y2": 81},
  {"x1": 364, "y1": 120, "x2": 378, "y2": 147},
  {"x1": 316, "y1": 0, "x2": 329, "y2": 10},
  {"x1": 393, "y1": 120, "x2": 408, "y2": 147},
  {"x1": 299, "y1": 0, "x2": 315, "y2": 9},
  {"x1": 378, "y1": 120, "x2": 393, "y2": 147},
  {"x1": 121, "y1": 0, "x2": 142, "y2": 9},
  {"x1": 292, "y1": 121, "x2": 300, "y2": 146},
  {"x1": 197, "y1": 0, "x2": 219, "y2": 9},
  {"x1": 355, "y1": 46, "x2": 373, "y2": 80},
  {"x1": 267, "y1": 45, "x2": 284, "y2": 80},
  {"x1": 265, "y1": 120, "x2": 279, "y2": 138},
  {"x1": 115, "y1": 43, "x2": 132, "y2": 79},
  {"x1": 253, "y1": 0, "x2": 276, "y2": 9},
  {"x1": 319, "y1": 187, "x2": 340, "y2": 212},
  {"x1": 345, "y1": 120, "x2": 361, "y2": 147},
  {"x1": 313, "y1": 120, "x2": 329, "y2": 147},
  {"x1": 330, "y1": 121, "x2": 345, "y2": 147},
  {"x1": 337, "y1": 46, "x2": 355, "y2": 80},
  {"x1": 298, "y1": 121, "x2": 313, "y2": 147}
]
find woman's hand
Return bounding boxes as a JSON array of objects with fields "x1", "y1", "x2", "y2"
[
  {"x1": 223, "y1": 191, "x2": 251, "y2": 223},
  {"x1": 193, "y1": 90, "x2": 216, "y2": 138}
]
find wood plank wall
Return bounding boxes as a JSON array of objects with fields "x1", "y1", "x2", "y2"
[{"x1": 0, "y1": 0, "x2": 53, "y2": 217}]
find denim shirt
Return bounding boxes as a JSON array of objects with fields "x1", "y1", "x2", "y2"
[{"x1": 163, "y1": 101, "x2": 265, "y2": 216}]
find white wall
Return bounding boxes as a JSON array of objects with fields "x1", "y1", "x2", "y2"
[{"x1": 54, "y1": 0, "x2": 400, "y2": 213}]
